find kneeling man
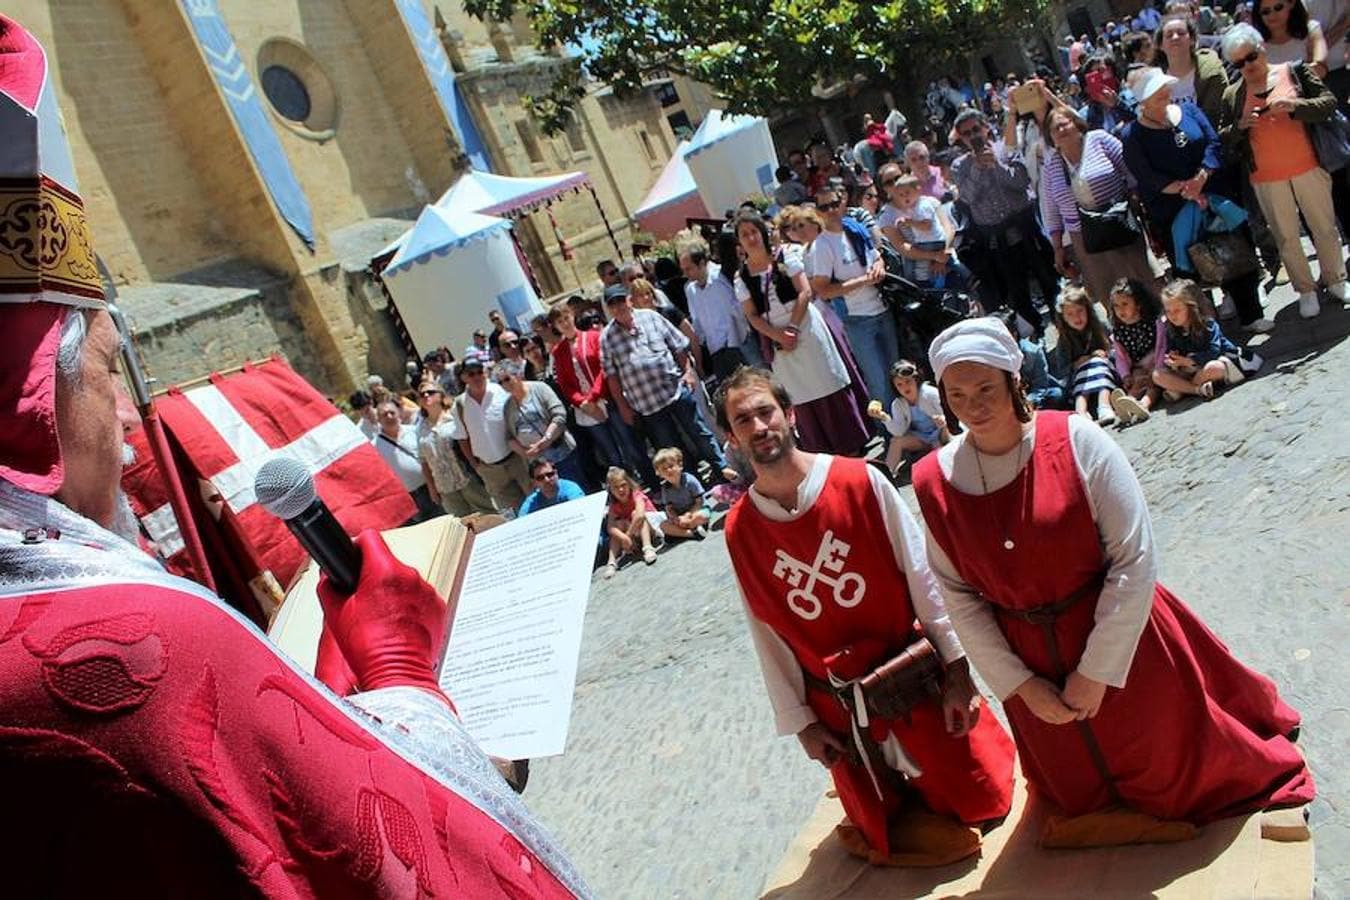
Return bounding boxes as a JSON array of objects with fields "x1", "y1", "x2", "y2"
[{"x1": 718, "y1": 367, "x2": 1015, "y2": 864}]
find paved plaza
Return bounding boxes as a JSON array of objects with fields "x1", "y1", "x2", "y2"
[{"x1": 526, "y1": 283, "x2": 1350, "y2": 899}]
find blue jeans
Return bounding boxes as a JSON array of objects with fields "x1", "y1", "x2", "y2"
[
  {"x1": 739, "y1": 332, "x2": 765, "y2": 368},
  {"x1": 640, "y1": 386, "x2": 728, "y2": 473},
  {"x1": 582, "y1": 414, "x2": 656, "y2": 486},
  {"x1": 842, "y1": 311, "x2": 900, "y2": 406}
]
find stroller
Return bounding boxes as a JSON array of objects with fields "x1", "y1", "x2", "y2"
[{"x1": 876, "y1": 244, "x2": 976, "y2": 375}]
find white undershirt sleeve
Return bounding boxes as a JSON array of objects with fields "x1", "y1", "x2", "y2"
[
  {"x1": 1066, "y1": 416, "x2": 1157, "y2": 687},
  {"x1": 924, "y1": 531, "x2": 1035, "y2": 700},
  {"x1": 736, "y1": 584, "x2": 817, "y2": 736},
  {"x1": 865, "y1": 465, "x2": 965, "y2": 665}
]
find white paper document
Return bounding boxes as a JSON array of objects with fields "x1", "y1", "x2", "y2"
[{"x1": 438, "y1": 491, "x2": 606, "y2": 760}]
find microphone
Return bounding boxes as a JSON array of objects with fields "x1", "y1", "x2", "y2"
[{"x1": 255, "y1": 457, "x2": 361, "y2": 595}]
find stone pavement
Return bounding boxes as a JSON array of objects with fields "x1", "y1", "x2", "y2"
[{"x1": 524, "y1": 284, "x2": 1350, "y2": 899}]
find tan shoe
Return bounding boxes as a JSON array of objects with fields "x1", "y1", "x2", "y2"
[
  {"x1": 1110, "y1": 389, "x2": 1150, "y2": 424},
  {"x1": 1040, "y1": 806, "x2": 1198, "y2": 848}
]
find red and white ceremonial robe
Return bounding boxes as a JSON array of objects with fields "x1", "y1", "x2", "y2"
[
  {"x1": 0, "y1": 481, "x2": 586, "y2": 898},
  {"x1": 726, "y1": 457, "x2": 1014, "y2": 854}
]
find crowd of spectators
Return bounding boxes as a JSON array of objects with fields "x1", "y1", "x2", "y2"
[{"x1": 349, "y1": 0, "x2": 1347, "y2": 573}]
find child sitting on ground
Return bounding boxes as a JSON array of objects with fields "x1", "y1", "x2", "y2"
[
  {"x1": 1106, "y1": 277, "x2": 1161, "y2": 425},
  {"x1": 1049, "y1": 285, "x2": 1120, "y2": 425},
  {"x1": 879, "y1": 174, "x2": 964, "y2": 288},
  {"x1": 867, "y1": 360, "x2": 949, "y2": 475},
  {"x1": 1152, "y1": 279, "x2": 1260, "y2": 401},
  {"x1": 603, "y1": 466, "x2": 661, "y2": 579},
  {"x1": 997, "y1": 309, "x2": 1065, "y2": 409},
  {"x1": 653, "y1": 447, "x2": 711, "y2": 540}
]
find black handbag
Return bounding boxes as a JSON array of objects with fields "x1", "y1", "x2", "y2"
[
  {"x1": 1292, "y1": 61, "x2": 1350, "y2": 173},
  {"x1": 1188, "y1": 231, "x2": 1260, "y2": 285},
  {"x1": 1079, "y1": 200, "x2": 1141, "y2": 253},
  {"x1": 1061, "y1": 156, "x2": 1139, "y2": 253}
]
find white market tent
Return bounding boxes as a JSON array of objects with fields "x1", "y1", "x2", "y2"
[
  {"x1": 684, "y1": 110, "x2": 779, "y2": 218},
  {"x1": 380, "y1": 207, "x2": 544, "y2": 358},
  {"x1": 435, "y1": 168, "x2": 592, "y2": 216},
  {"x1": 633, "y1": 140, "x2": 712, "y2": 240}
]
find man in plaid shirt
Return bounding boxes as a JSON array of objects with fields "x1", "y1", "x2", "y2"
[{"x1": 600, "y1": 293, "x2": 734, "y2": 479}]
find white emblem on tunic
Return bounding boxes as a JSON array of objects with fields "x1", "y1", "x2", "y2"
[{"x1": 771, "y1": 530, "x2": 866, "y2": 620}]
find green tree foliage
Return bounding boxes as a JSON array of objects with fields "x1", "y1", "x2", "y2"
[{"x1": 464, "y1": 0, "x2": 1052, "y2": 128}]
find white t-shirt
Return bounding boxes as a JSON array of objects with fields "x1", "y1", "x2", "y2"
[
  {"x1": 448, "y1": 382, "x2": 512, "y2": 464},
  {"x1": 806, "y1": 229, "x2": 886, "y2": 317},
  {"x1": 1265, "y1": 24, "x2": 1323, "y2": 65},
  {"x1": 374, "y1": 425, "x2": 426, "y2": 491},
  {"x1": 1306, "y1": 1, "x2": 1346, "y2": 69},
  {"x1": 884, "y1": 383, "x2": 943, "y2": 437},
  {"x1": 1171, "y1": 70, "x2": 1197, "y2": 104},
  {"x1": 878, "y1": 197, "x2": 944, "y2": 244}
]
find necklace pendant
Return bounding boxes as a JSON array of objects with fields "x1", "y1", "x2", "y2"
[{"x1": 1003, "y1": 538, "x2": 1016, "y2": 550}]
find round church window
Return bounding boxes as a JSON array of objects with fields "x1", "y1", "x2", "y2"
[
  {"x1": 261, "y1": 65, "x2": 312, "y2": 123},
  {"x1": 256, "y1": 38, "x2": 338, "y2": 140}
]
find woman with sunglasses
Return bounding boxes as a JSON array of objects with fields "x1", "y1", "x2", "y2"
[
  {"x1": 416, "y1": 381, "x2": 496, "y2": 518},
  {"x1": 1218, "y1": 23, "x2": 1348, "y2": 319},
  {"x1": 1122, "y1": 67, "x2": 1276, "y2": 331},
  {"x1": 1254, "y1": 0, "x2": 1329, "y2": 72},
  {"x1": 495, "y1": 360, "x2": 588, "y2": 488}
]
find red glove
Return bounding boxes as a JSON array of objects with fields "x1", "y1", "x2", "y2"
[
  {"x1": 314, "y1": 626, "x2": 359, "y2": 697},
  {"x1": 316, "y1": 530, "x2": 450, "y2": 705}
]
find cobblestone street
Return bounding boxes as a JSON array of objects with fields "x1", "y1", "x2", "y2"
[{"x1": 526, "y1": 286, "x2": 1350, "y2": 899}]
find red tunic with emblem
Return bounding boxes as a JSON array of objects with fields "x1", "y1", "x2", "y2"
[
  {"x1": 913, "y1": 412, "x2": 1314, "y2": 821},
  {"x1": 726, "y1": 457, "x2": 1015, "y2": 854}
]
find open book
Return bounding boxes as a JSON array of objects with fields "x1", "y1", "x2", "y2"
[
  {"x1": 269, "y1": 514, "x2": 477, "y2": 673},
  {"x1": 268, "y1": 492, "x2": 607, "y2": 759}
]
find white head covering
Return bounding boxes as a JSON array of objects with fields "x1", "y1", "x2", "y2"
[
  {"x1": 928, "y1": 317, "x2": 1023, "y2": 385},
  {"x1": 1135, "y1": 67, "x2": 1178, "y2": 104}
]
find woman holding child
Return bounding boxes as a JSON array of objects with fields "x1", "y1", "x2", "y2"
[{"x1": 910, "y1": 317, "x2": 1312, "y2": 845}]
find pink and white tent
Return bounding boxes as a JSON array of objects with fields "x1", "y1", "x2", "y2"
[{"x1": 633, "y1": 140, "x2": 710, "y2": 239}]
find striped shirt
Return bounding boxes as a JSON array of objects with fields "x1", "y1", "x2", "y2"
[{"x1": 1039, "y1": 130, "x2": 1134, "y2": 237}]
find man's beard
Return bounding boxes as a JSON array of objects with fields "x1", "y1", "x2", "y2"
[
  {"x1": 748, "y1": 423, "x2": 795, "y2": 465},
  {"x1": 109, "y1": 441, "x2": 141, "y2": 544}
]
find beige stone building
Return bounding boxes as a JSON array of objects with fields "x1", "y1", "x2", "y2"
[{"x1": 12, "y1": 0, "x2": 702, "y2": 395}]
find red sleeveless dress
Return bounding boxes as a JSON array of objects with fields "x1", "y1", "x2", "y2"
[
  {"x1": 913, "y1": 412, "x2": 1314, "y2": 821},
  {"x1": 727, "y1": 457, "x2": 1015, "y2": 853}
]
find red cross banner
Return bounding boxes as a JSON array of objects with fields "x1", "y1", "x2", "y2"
[{"x1": 122, "y1": 358, "x2": 414, "y2": 621}]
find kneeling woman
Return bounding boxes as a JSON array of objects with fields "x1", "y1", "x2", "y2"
[{"x1": 911, "y1": 318, "x2": 1313, "y2": 840}]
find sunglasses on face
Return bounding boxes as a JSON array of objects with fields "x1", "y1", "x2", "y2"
[
  {"x1": 1260, "y1": 2, "x2": 1285, "y2": 13},
  {"x1": 1237, "y1": 49, "x2": 1262, "y2": 66},
  {"x1": 502, "y1": 339, "x2": 521, "y2": 347},
  {"x1": 534, "y1": 470, "x2": 558, "y2": 481},
  {"x1": 817, "y1": 199, "x2": 843, "y2": 211},
  {"x1": 419, "y1": 389, "x2": 442, "y2": 398},
  {"x1": 882, "y1": 175, "x2": 903, "y2": 187}
]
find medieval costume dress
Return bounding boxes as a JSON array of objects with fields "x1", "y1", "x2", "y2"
[
  {"x1": 913, "y1": 409, "x2": 1314, "y2": 826},
  {"x1": 734, "y1": 247, "x2": 871, "y2": 456},
  {"x1": 726, "y1": 454, "x2": 1015, "y2": 857}
]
